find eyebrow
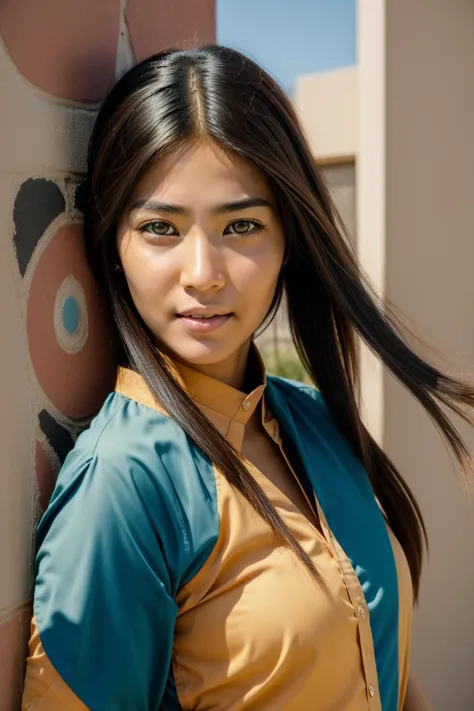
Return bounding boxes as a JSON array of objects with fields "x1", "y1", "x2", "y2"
[{"x1": 128, "y1": 196, "x2": 273, "y2": 215}]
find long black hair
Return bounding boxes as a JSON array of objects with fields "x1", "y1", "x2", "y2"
[{"x1": 83, "y1": 45, "x2": 474, "y2": 597}]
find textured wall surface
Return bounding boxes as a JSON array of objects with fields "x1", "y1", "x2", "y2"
[
  {"x1": 357, "y1": 1, "x2": 474, "y2": 708},
  {"x1": 0, "y1": 2, "x2": 215, "y2": 706},
  {"x1": 383, "y1": 2, "x2": 474, "y2": 707}
]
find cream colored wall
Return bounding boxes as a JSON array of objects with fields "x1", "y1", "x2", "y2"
[
  {"x1": 294, "y1": 66, "x2": 357, "y2": 161},
  {"x1": 356, "y1": 0, "x2": 386, "y2": 445},
  {"x1": 382, "y1": 1, "x2": 474, "y2": 707},
  {"x1": 322, "y1": 163, "x2": 357, "y2": 245}
]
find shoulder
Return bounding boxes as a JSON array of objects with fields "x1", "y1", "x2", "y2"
[
  {"x1": 266, "y1": 375, "x2": 347, "y2": 449},
  {"x1": 56, "y1": 390, "x2": 214, "y2": 504},
  {"x1": 266, "y1": 374, "x2": 328, "y2": 412},
  {"x1": 49, "y1": 392, "x2": 178, "y2": 514},
  {"x1": 39, "y1": 391, "x2": 219, "y2": 590},
  {"x1": 72, "y1": 390, "x2": 177, "y2": 460}
]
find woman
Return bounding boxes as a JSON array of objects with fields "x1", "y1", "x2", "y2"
[{"x1": 22, "y1": 46, "x2": 468, "y2": 711}]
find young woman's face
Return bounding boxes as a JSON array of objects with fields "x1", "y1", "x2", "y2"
[{"x1": 116, "y1": 140, "x2": 285, "y2": 381}]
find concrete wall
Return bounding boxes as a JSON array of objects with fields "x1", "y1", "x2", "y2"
[
  {"x1": 295, "y1": 66, "x2": 357, "y2": 162},
  {"x1": 0, "y1": 2, "x2": 215, "y2": 707},
  {"x1": 358, "y1": 1, "x2": 474, "y2": 708},
  {"x1": 356, "y1": 1, "x2": 386, "y2": 443},
  {"x1": 384, "y1": 2, "x2": 474, "y2": 708}
]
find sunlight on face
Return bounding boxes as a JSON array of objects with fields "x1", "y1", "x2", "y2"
[{"x1": 116, "y1": 140, "x2": 285, "y2": 384}]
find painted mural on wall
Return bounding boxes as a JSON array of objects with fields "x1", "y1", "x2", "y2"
[
  {"x1": 1, "y1": 0, "x2": 216, "y2": 513},
  {"x1": 12, "y1": 178, "x2": 116, "y2": 511}
]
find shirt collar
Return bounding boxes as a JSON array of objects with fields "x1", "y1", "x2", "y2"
[{"x1": 115, "y1": 344, "x2": 267, "y2": 450}]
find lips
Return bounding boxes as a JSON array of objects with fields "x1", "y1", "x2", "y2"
[
  {"x1": 176, "y1": 312, "x2": 232, "y2": 333},
  {"x1": 177, "y1": 308, "x2": 232, "y2": 318},
  {"x1": 179, "y1": 313, "x2": 222, "y2": 319}
]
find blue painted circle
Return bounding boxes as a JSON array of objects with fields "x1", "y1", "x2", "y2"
[{"x1": 61, "y1": 296, "x2": 80, "y2": 334}]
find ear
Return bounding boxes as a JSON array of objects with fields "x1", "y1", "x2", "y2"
[{"x1": 13, "y1": 178, "x2": 65, "y2": 276}]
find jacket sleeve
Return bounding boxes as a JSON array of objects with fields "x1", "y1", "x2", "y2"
[
  {"x1": 23, "y1": 617, "x2": 89, "y2": 710},
  {"x1": 23, "y1": 440, "x2": 181, "y2": 711}
]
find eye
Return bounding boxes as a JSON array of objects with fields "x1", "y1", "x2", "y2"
[
  {"x1": 139, "y1": 221, "x2": 179, "y2": 237},
  {"x1": 224, "y1": 219, "x2": 263, "y2": 236}
]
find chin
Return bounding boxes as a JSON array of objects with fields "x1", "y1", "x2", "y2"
[
  {"x1": 164, "y1": 337, "x2": 243, "y2": 368},
  {"x1": 169, "y1": 342, "x2": 229, "y2": 365}
]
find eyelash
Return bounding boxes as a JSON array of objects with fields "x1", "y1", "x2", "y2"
[
  {"x1": 138, "y1": 221, "x2": 178, "y2": 238},
  {"x1": 138, "y1": 219, "x2": 264, "y2": 240}
]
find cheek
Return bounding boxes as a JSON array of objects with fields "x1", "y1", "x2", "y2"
[
  {"x1": 129, "y1": 271, "x2": 170, "y2": 320},
  {"x1": 231, "y1": 247, "x2": 283, "y2": 308},
  {"x1": 121, "y1": 244, "x2": 174, "y2": 318}
]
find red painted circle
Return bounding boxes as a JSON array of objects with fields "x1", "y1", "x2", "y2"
[
  {"x1": 0, "y1": 0, "x2": 120, "y2": 101},
  {"x1": 27, "y1": 223, "x2": 115, "y2": 419},
  {"x1": 126, "y1": 0, "x2": 215, "y2": 62}
]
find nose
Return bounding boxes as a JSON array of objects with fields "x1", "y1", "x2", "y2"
[{"x1": 179, "y1": 231, "x2": 225, "y2": 292}]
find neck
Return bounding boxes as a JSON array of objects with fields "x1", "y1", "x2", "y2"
[{"x1": 174, "y1": 341, "x2": 253, "y2": 391}]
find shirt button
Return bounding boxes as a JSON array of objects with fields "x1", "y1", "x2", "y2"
[
  {"x1": 359, "y1": 605, "x2": 366, "y2": 619},
  {"x1": 368, "y1": 684, "x2": 375, "y2": 697},
  {"x1": 243, "y1": 400, "x2": 251, "y2": 411}
]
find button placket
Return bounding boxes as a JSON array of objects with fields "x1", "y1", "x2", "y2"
[{"x1": 321, "y1": 526, "x2": 382, "y2": 711}]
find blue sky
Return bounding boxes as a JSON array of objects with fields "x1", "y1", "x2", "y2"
[{"x1": 216, "y1": 0, "x2": 356, "y2": 96}]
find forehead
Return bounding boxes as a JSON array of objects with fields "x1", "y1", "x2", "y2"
[{"x1": 129, "y1": 140, "x2": 273, "y2": 206}]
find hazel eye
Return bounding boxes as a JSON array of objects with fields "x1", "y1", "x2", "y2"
[
  {"x1": 139, "y1": 221, "x2": 179, "y2": 237},
  {"x1": 225, "y1": 219, "x2": 263, "y2": 236}
]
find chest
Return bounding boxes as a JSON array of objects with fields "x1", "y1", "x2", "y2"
[
  {"x1": 173, "y1": 466, "x2": 367, "y2": 711},
  {"x1": 241, "y1": 426, "x2": 322, "y2": 532},
  {"x1": 171, "y1": 386, "x2": 406, "y2": 710}
]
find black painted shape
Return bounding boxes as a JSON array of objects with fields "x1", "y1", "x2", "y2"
[
  {"x1": 13, "y1": 178, "x2": 65, "y2": 276},
  {"x1": 38, "y1": 410, "x2": 74, "y2": 465},
  {"x1": 74, "y1": 181, "x2": 86, "y2": 214}
]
